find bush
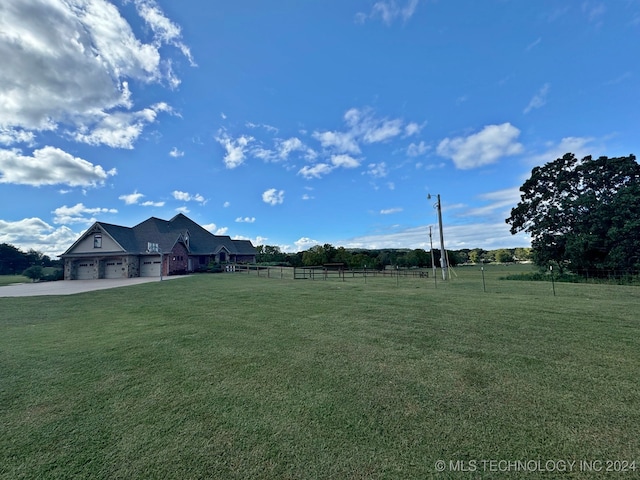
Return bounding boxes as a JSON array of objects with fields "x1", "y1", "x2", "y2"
[
  {"x1": 42, "y1": 269, "x2": 64, "y2": 281},
  {"x1": 22, "y1": 266, "x2": 44, "y2": 282}
]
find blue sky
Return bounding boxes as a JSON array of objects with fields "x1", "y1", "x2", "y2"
[{"x1": 1, "y1": 0, "x2": 639, "y2": 257}]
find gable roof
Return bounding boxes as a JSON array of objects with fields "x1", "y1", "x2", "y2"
[{"x1": 61, "y1": 213, "x2": 256, "y2": 257}]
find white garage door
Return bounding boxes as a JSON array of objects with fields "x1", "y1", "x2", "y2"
[
  {"x1": 104, "y1": 259, "x2": 125, "y2": 279},
  {"x1": 76, "y1": 262, "x2": 95, "y2": 280},
  {"x1": 140, "y1": 258, "x2": 162, "y2": 277}
]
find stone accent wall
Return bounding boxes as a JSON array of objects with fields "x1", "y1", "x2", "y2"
[
  {"x1": 64, "y1": 259, "x2": 74, "y2": 280},
  {"x1": 168, "y1": 243, "x2": 189, "y2": 275}
]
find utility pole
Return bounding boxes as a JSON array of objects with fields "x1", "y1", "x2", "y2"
[
  {"x1": 428, "y1": 194, "x2": 448, "y2": 281},
  {"x1": 429, "y1": 226, "x2": 437, "y2": 280},
  {"x1": 436, "y1": 194, "x2": 448, "y2": 280}
]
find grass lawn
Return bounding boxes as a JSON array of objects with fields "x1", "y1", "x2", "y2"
[
  {"x1": 0, "y1": 275, "x2": 28, "y2": 287},
  {"x1": 1, "y1": 267, "x2": 639, "y2": 479}
]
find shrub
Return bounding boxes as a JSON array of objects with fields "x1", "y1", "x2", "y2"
[{"x1": 22, "y1": 265, "x2": 44, "y2": 282}]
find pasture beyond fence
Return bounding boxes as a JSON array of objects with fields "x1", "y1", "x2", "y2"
[
  {"x1": 230, "y1": 264, "x2": 432, "y2": 281},
  {"x1": 225, "y1": 263, "x2": 640, "y2": 292}
]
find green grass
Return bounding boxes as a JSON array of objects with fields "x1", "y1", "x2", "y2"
[
  {"x1": 1, "y1": 268, "x2": 639, "y2": 479},
  {"x1": 0, "y1": 275, "x2": 28, "y2": 286}
]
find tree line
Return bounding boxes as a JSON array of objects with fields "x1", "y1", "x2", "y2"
[
  {"x1": 0, "y1": 243, "x2": 62, "y2": 276},
  {"x1": 256, "y1": 244, "x2": 532, "y2": 269}
]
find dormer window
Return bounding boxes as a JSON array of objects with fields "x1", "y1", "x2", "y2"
[
  {"x1": 185, "y1": 234, "x2": 189, "y2": 248},
  {"x1": 94, "y1": 234, "x2": 102, "y2": 248}
]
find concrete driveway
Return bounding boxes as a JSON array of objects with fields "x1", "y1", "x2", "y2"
[{"x1": 0, "y1": 275, "x2": 190, "y2": 297}]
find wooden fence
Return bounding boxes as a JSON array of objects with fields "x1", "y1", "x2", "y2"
[{"x1": 230, "y1": 264, "x2": 431, "y2": 281}]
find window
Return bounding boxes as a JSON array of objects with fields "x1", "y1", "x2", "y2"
[{"x1": 94, "y1": 234, "x2": 102, "y2": 248}]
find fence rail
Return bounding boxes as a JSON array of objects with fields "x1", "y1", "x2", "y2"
[{"x1": 229, "y1": 264, "x2": 431, "y2": 281}]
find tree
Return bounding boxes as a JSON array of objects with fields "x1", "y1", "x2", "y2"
[
  {"x1": 494, "y1": 249, "x2": 514, "y2": 263},
  {"x1": 302, "y1": 244, "x2": 336, "y2": 266},
  {"x1": 0, "y1": 243, "x2": 31, "y2": 275},
  {"x1": 514, "y1": 247, "x2": 532, "y2": 262},
  {"x1": 23, "y1": 265, "x2": 44, "y2": 282},
  {"x1": 256, "y1": 245, "x2": 287, "y2": 264},
  {"x1": 506, "y1": 153, "x2": 640, "y2": 275},
  {"x1": 468, "y1": 248, "x2": 487, "y2": 264}
]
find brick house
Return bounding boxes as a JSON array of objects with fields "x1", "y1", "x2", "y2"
[{"x1": 60, "y1": 213, "x2": 257, "y2": 280}]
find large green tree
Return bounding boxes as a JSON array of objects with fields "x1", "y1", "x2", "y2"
[
  {"x1": 0, "y1": 243, "x2": 30, "y2": 275},
  {"x1": 506, "y1": 153, "x2": 640, "y2": 275}
]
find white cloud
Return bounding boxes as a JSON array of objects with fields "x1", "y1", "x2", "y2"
[
  {"x1": 294, "y1": 237, "x2": 320, "y2": 252},
  {"x1": 133, "y1": 0, "x2": 196, "y2": 68},
  {"x1": 223, "y1": 201, "x2": 231, "y2": 208},
  {"x1": 0, "y1": 128, "x2": 35, "y2": 146},
  {"x1": 304, "y1": 107, "x2": 414, "y2": 178},
  {"x1": 235, "y1": 217, "x2": 256, "y2": 223},
  {"x1": 380, "y1": 207, "x2": 403, "y2": 215},
  {"x1": 169, "y1": 147, "x2": 184, "y2": 157},
  {"x1": 437, "y1": 123, "x2": 523, "y2": 169},
  {"x1": 526, "y1": 37, "x2": 542, "y2": 51},
  {"x1": 362, "y1": 118, "x2": 403, "y2": 143},
  {"x1": 175, "y1": 206, "x2": 190, "y2": 214},
  {"x1": 73, "y1": 102, "x2": 174, "y2": 149},
  {"x1": 245, "y1": 122, "x2": 279, "y2": 133},
  {"x1": 0, "y1": 217, "x2": 79, "y2": 257},
  {"x1": 120, "y1": 191, "x2": 165, "y2": 207},
  {"x1": 172, "y1": 190, "x2": 205, "y2": 203},
  {"x1": 312, "y1": 130, "x2": 361, "y2": 154},
  {"x1": 527, "y1": 136, "x2": 594, "y2": 166},
  {"x1": 404, "y1": 121, "x2": 423, "y2": 136},
  {"x1": 366, "y1": 162, "x2": 388, "y2": 178},
  {"x1": 253, "y1": 136, "x2": 317, "y2": 163},
  {"x1": 523, "y1": 83, "x2": 551, "y2": 114},
  {"x1": 262, "y1": 188, "x2": 285, "y2": 206},
  {"x1": 0, "y1": 0, "x2": 191, "y2": 147},
  {"x1": 357, "y1": 0, "x2": 420, "y2": 25},
  {"x1": 406, "y1": 141, "x2": 429, "y2": 157},
  {"x1": 277, "y1": 137, "x2": 316, "y2": 160},
  {"x1": 52, "y1": 203, "x2": 117, "y2": 225},
  {"x1": 202, "y1": 222, "x2": 230, "y2": 236},
  {"x1": 0, "y1": 146, "x2": 117, "y2": 186},
  {"x1": 331, "y1": 154, "x2": 360, "y2": 169},
  {"x1": 215, "y1": 131, "x2": 254, "y2": 168},
  {"x1": 312, "y1": 107, "x2": 409, "y2": 155},
  {"x1": 119, "y1": 191, "x2": 145, "y2": 205},
  {"x1": 277, "y1": 137, "x2": 303, "y2": 158},
  {"x1": 298, "y1": 163, "x2": 334, "y2": 179},
  {"x1": 343, "y1": 107, "x2": 404, "y2": 145},
  {"x1": 339, "y1": 221, "x2": 529, "y2": 251},
  {"x1": 461, "y1": 188, "x2": 521, "y2": 218}
]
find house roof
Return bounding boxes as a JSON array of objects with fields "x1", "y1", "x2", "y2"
[{"x1": 61, "y1": 213, "x2": 257, "y2": 257}]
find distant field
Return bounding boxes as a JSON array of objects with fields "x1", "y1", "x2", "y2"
[{"x1": 1, "y1": 267, "x2": 639, "y2": 479}]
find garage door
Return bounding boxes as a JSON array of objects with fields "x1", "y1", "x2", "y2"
[
  {"x1": 76, "y1": 262, "x2": 95, "y2": 280},
  {"x1": 104, "y1": 259, "x2": 125, "y2": 279},
  {"x1": 140, "y1": 258, "x2": 162, "y2": 277}
]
